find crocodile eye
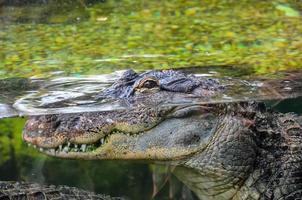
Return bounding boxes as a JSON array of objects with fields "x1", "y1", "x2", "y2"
[
  {"x1": 138, "y1": 78, "x2": 159, "y2": 89},
  {"x1": 141, "y1": 80, "x2": 158, "y2": 88}
]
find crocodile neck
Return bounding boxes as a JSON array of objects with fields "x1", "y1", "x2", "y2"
[{"x1": 174, "y1": 111, "x2": 302, "y2": 200}]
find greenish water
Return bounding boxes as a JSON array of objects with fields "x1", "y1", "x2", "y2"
[
  {"x1": 1, "y1": 0, "x2": 302, "y2": 79},
  {"x1": 0, "y1": 0, "x2": 302, "y2": 199}
]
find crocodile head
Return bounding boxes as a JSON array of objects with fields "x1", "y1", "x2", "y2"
[
  {"x1": 22, "y1": 69, "x2": 302, "y2": 199},
  {"x1": 23, "y1": 69, "x2": 224, "y2": 160},
  {"x1": 23, "y1": 104, "x2": 222, "y2": 160}
]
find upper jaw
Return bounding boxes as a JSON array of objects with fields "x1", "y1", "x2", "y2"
[
  {"x1": 22, "y1": 105, "x2": 219, "y2": 160},
  {"x1": 22, "y1": 127, "x2": 143, "y2": 155},
  {"x1": 22, "y1": 106, "x2": 173, "y2": 153}
]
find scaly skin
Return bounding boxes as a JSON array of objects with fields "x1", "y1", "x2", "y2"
[
  {"x1": 22, "y1": 70, "x2": 302, "y2": 199},
  {"x1": 0, "y1": 181, "x2": 122, "y2": 200}
]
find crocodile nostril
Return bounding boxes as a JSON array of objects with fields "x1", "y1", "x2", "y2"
[{"x1": 53, "y1": 120, "x2": 61, "y2": 129}]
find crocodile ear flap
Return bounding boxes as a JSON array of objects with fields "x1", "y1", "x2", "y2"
[{"x1": 160, "y1": 77, "x2": 199, "y2": 93}]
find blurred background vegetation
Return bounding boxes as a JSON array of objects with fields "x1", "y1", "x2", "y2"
[{"x1": 1, "y1": 0, "x2": 301, "y2": 79}]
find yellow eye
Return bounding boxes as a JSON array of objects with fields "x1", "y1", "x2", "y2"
[{"x1": 137, "y1": 77, "x2": 159, "y2": 89}]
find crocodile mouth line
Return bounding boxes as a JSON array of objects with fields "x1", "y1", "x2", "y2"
[
  {"x1": 25, "y1": 130, "x2": 143, "y2": 154},
  {"x1": 27, "y1": 136, "x2": 108, "y2": 154}
]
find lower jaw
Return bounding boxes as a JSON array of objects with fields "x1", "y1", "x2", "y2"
[
  {"x1": 43, "y1": 150, "x2": 101, "y2": 159},
  {"x1": 30, "y1": 143, "x2": 201, "y2": 162},
  {"x1": 25, "y1": 132, "x2": 203, "y2": 161}
]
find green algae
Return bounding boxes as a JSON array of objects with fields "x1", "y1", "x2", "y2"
[
  {"x1": 275, "y1": 3, "x2": 300, "y2": 17},
  {"x1": 1, "y1": 0, "x2": 302, "y2": 79}
]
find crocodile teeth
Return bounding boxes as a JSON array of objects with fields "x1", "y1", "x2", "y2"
[
  {"x1": 28, "y1": 130, "x2": 142, "y2": 154},
  {"x1": 81, "y1": 144, "x2": 86, "y2": 152},
  {"x1": 73, "y1": 144, "x2": 79, "y2": 152},
  {"x1": 63, "y1": 146, "x2": 69, "y2": 153}
]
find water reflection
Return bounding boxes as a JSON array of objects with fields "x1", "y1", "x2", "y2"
[{"x1": 2, "y1": 68, "x2": 302, "y2": 118}]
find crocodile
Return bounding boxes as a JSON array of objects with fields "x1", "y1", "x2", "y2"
[
  {"x1": 22, "y1": 69, "x2": 302, "y2": 200},
  {"x1": 0, "y1": 181, "x2": 123, "y2": 200}
]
